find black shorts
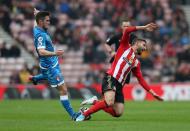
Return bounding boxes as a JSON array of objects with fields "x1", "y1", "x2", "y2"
[
  {"x1": 102, "y1": 73, "x2": 124, "y2": 103},
  {"x1": 125, "y1": 72, "x2": 131, "y2": 84}
]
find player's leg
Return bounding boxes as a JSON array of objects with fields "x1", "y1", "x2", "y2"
[
  {"x1": 112, "y1": 84, "x2": 125, "y2": 117},
  {"x1": 48, "y1": 65, "x2": 78, "y2": 119},
  {"x1": 83, "y1": 96, "x2": 124, "y2": 117},
  {"x1": 80, "y1": 94, "x2": 118, "y2": 117},
  {"x1": 83, "y1": 74, "x2": 116, "y2": 115},
  {"x1": 112, "y1": 102, "x2": 124, "y2": 117},
  {"x1": 76, "y1": 90, "x2": 115, "y2": 121},
  {"x1": 85, "y1": 90, "x2": 115, "y2": 115},
  {"x1": 102, "y1": 81, "x2": 124, "y2": 117},
  {"x1": 76, "y1": 73, "x2": 116, "y2": 121},
  {"x1": 57, "y1": 83, "x2": 76, "y2": 118},
  {"x1": 104, "y1": 90, "x2": 115, "y2": 106},
  {"x1": 102, "y1": 73, "x2": 116, "y2": 107},
  {"x1": 29, "y1": 73, "x2": 46, "y2": 85},
  {"x1": 80, "y1": 89, "x2": 124, "y2": 117},
  {"x1": 29, "y1": 68, "x2": 48, "y2": 85}
]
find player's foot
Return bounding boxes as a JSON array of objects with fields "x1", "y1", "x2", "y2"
[
  {"x1": 79, "y1": 107, "x2": 91, "y2": 120},
  {"x1": 75, "y1": 114, "x2": 85, "y2": 122},
  {"x1": 81, "y1": 96, "x2": 98, "y2": 106},
  {"x1": 28, "y1": 76, "x2": 38, "y2": 85},
  {"x1": 71, "y1": 112, "x2": 81, "y2": 121}
]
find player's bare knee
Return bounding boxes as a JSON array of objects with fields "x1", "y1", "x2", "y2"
[
  {"x1": 104, "y1": 91, "x2": 115, "y2": 106},
  {"x1": 112, "y1": 103, "x2": 124, "y2": 117},
  {"x1": 60, "y1": 90, "x2": 67, "y2": 95},
  {"x1": 114, "y1": 111, "x2": 123, "y2": 117},
  {"x1": 61, "y1": 89, "x2": 67, "y2": 95},
  {"x1": 58, "y1": 84, "x2": 68, "y2": 95},
  {"x1": 105, "y1": 99, "x2": 114, "y2": 106}
]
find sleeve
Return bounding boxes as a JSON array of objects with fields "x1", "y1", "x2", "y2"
[
  {"x1": 121, "y1": 26, "x2": 137, "y2": 44},
  {"x1": 106, "y1": 33, "x2": 122, "y2": 45},
  {"x1": 132, "y1": 62, "x2": 151, "y2": 91},
  {"x1": 36, "y1": 34, "x2": 46, "y2": 49}
]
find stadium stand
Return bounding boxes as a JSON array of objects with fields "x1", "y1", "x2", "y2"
[{"x1": 0, "y1": 0, "x2": 190, "y2": 85}]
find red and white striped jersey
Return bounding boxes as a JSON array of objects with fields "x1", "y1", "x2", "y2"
[
  {"x1": 107, "y1": 47, "x2": 139, "y2": 85},
  {"x1": 107, "y1": 26, "x2": 151, "y2": 91}
]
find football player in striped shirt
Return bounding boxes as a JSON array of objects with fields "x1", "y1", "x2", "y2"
[
  {"x1": 105, "y1": 21, "x2": 138, "y2": 84},
  {"x1": 76, "y1": 22, "x2": 163, "y2": 121}
]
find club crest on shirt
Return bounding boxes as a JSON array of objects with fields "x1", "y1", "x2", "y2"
[
  {"x1": 123, "y1": 56, "x2": 134, "y2": 65},
  {"x1": 56, "y1": 76, "x2": 60, "y2": 81}
]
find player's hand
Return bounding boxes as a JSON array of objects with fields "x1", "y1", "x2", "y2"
[
  {"x1": 55, "y1": 50, "x2": 64, "y2": 56},
  {"x1": 152, "y1": 94, "x2": 164, "y2": 101},
  {"x1": 144, "y1": 23, "x2": 158, "y2": 32},
  {"x1": 34, "y1": 8, "x2": 40, "y2": 16},
  {"x1": 110, "y1": 51, "x2": 116, "y2": 58},
  {"x1": 149, "y1": 89, "x2": 163, "y2": 101}
]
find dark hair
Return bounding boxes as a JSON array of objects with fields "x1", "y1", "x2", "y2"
[
  {"x1": 129, "y1": 33, "x2": 138, "y2": 45},
  {"x1": 134, "y1": 38, "x2": 146, "y2": 44},
  {"x1": 35, "y1": 11, "x2": 50, "y2": 24}
]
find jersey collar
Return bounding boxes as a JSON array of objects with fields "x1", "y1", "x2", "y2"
[{"x1": 36, "y1": 26, "x2": 47, "y2": 33}]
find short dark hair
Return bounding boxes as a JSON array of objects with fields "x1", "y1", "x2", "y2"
[
  {"x1": 134, "y1": 38, "x2": 146, "y2": 44},
  {"x1": 129, "y1": 34, "x2": 138, "y2": 45},
  {"x1": 35, "y1": 11, "x2": 50, "y2": 24}
]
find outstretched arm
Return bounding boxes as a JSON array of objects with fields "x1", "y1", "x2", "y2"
[
  {"x1": 123, "y1": 23, "x2": 158, "y2": 36},
  {"x1": 121, "y1": 23, "x2": 157, "y2": 46},
  {"x1": 136, "y1": 23, "x2": 158, "y2": 31},
  {"x1": 132, "y1": 63, "x2": 163, "y2": 101},
  {"x1": 33, "y1": 8, "x2": 40, "y2": 27}
]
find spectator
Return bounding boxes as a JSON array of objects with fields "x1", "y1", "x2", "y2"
[
  {"x1": 9, "y1": 70, "x2": 21, "y2": 84},
  {"x1": 0, "y1": 6, "x2": 11, "y2": 33},
  {"x1": 175, "y1": 63, "x2": 190, "y2": 82},
  {"x1": 83, "y1": 46, "x2": 94, "y2": 63},
  {"x1": 9, "y1": 44, "x2": 21, "y2": 57},
  {"x1": 19, "y1": 64, "x2": 30, "y2": 84},
  {"x1": 0, "y1": 42, "x2": 10, "y2": 57}
]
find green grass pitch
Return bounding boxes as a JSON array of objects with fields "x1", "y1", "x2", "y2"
[{"x1": 0, "y1": 100, "x2": 190, "y2": 131}]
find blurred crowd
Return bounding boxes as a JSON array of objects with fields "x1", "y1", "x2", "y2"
[
  {"x1": 0, "y1": 0, "x2": 190, "y2": 85},
  {"x1": 0, "y1": 41, "x2": 21, "y2": 58}
]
